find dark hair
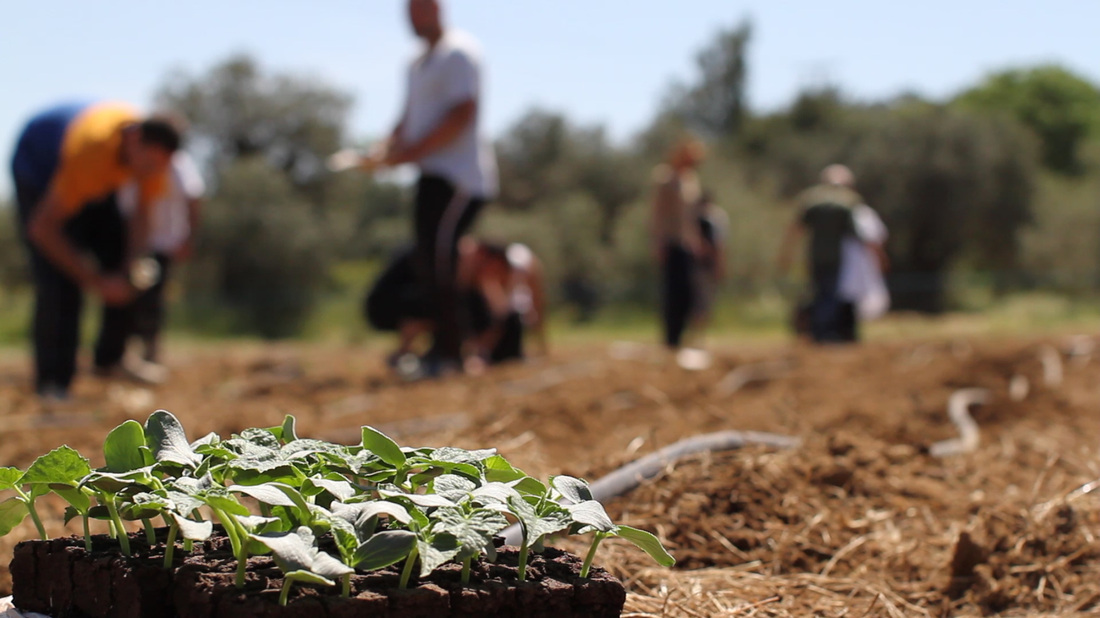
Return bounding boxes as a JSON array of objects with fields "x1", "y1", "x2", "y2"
[{"x1": 137, "y1": 117, "x2": 182, "y2": 152}]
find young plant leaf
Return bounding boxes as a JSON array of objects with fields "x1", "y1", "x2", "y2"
[
  {"x1": 238, "y1": 427, "x2": 281, "y2": 450},
  {"x1": 613, "y1": 525, "x2": 676, "y2": 567},
  {"x1": 103, "y1": 420, "x2": 148, "y2": 473},
  {"x1": 230, "y1": 483, "x2": 300, "y2": 508},
  {"x1": 303, "y1": 477, "x2": 356, "y2": 502},
  {"x1": 351, "y1": 530, "x2": 417, "y2": 571},
  {"x1": 431, "y1": 507, "x2": 508, "y2": 560},
  {"x1": 378, "y1": 488, "x2": 456, "y2": 509},
  {"x1": 168, "y1": 512, "x2": 214, "y2": 541},
  {"x1": 189, "y1": 432, "x2": 221, "y2": 450},
  {"x1": 252, "y1": 527, "x2": 353, "y2": 580},
  {"x1": 0, "y1": 467, "x2": 24, "y2": 491},
  {"x1": 0, "y1": 498, "x2": 28, "y2": 536},
  {"x1": 551, "y1": 475, "x2": 595, "y2": 504},
  {"x1": 417, "y1": 533, "x2": 460, "y2": 577},
  {"x1": 470, "y1": 482, "x2": 522, "y2": 506},
  {"x1": 21, "y1": 446, "x2": 91, "y2": 488},
  {"x1": 121, "y1": 493, "x2": 172, "y2": 520},
  {"x1": 145, "y1": 410, "x2": 201, "y2": 467},
  {"x1": 483, "y1": 455, "x2": 526, "y2": 483},
  {"x1": 267, "y1": 415, "x2": 297, "y2": 444},
  {"x1": 428, "y1": 447, "x2": 497, "y2": 464},
  {"x1": 331, "y1": 501, "x2": 413, "y2": 533},
  {"x1": 51, "y1": 487, "x2": 91, "y2": 514},
  {"x1": 506, "y1": 495, "x2": 571, "y2": 543},
  {"x1": 566, "y1": 501, "x2": 615, "y2": 533},
  {"x1": 432, "y1": 474, "x2": 477, "y2": 503},
  {"x1": 361, "y1": 427, "x2": 406, "y2": 467}
]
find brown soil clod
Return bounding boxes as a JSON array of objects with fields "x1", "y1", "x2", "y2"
[{"x1": 947, "y1": 531, "x2": 988, "y2": 599}]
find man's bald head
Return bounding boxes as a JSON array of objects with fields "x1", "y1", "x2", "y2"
[
  {"x1": 820, "y1": 164, "x2": 855, "y2": 188},
  {"x1": 408, "y1": 0, "x2": 443, "y2": 41}
]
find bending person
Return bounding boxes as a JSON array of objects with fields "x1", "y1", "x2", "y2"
[{"x1": 10, "y1": 101, "x2": 179, "y2": 402}]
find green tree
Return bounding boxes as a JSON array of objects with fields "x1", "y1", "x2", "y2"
[
  {"x1": 495, "y1": 110, "x2": 643, "y2": 244},
  {"x1": 665, "y1": 20, "x2": 752, "y2": 137},
  {"x1": 185, "y1": 160, "x2": 332, "y2": 338},
  {"x1": 955, "y1": 65, "x2": 1100, "y2": 174},
  {"x1": 155, "y1": 54, "x2": 352, "y2": 202}
]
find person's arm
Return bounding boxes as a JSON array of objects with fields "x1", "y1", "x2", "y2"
[
  {"x1": 175, "y1": 196, "x2": 203, "y2": 261},
  {"x1": 385, "y1": 100, "x2": 475, "y2": 166},
  {"x1": 27, "y1": 190, "x2": 133, "y2": 305}
]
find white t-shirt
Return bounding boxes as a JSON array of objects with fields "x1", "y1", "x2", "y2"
[
  {"x1": 119, "y1": 152, "x2": 205, "y2": 253},
  {"x1": 401, "y1": 29, "x2": 498, "y2": 199}
]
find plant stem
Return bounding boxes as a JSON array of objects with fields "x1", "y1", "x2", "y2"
[
  {"x1": 517, "y1": 537, "x2": 530, "y2": 582},
  {"x1": 398, "y1": 545, "x2": 419, "y2": 589},
  {"x1": 104, "y1": 500, "x2": 131, "y2": 557},
  {"x1": 142, "y1": 518, "x2": 157, "y2": 545},
  {"x1": 183, "y1": 539, "x2": 193, "y2": 553},
  {"x1": 20, "y1": 495, "x2": 47, "y2": 541},
  {"x1": 82, "y1": 515, "x2": 92, "y2": 553},
  {"x1": 341, "y1": 573, "x2": 351, "y2": 598},
  {"x1": 164, "y1": 523, "x2": 179, "y2": 568},
  {"x1": 580, "y1": 532, "x2": 606, "y2": 579},
  {"x1": 461, "y1": 556, "x2": 472, "y2": 584},
  {"x1": 210, "y1": 508, "x2": 248, "y2": 588},
  {"x1": 279, "y1": 578, "x2": 293, "y2": 606}
]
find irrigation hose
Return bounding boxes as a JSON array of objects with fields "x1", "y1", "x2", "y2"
[{"x1": 500, "y1": 429, "x2": 802, "y2": 546}]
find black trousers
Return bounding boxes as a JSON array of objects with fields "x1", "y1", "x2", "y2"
[
  {"x1": 413, "y1": 174, "x2": 484, "y2": 361},
  {"x1": 661, "y1": 243, "x2": 696, "y2": 349},
  {"x1": 14, "y1": 179, "x2": 132, "y2": 394},
  {"x1": 364, "y1": 246, "x2": 432, "y2": 332},
  {"x1": 130, "y1": 252, "x2": 172, "y2": 357}
]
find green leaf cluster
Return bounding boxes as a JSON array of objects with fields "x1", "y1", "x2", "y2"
[{"x1": 0, "y1": 411, "x2": 674, "y2": 604}]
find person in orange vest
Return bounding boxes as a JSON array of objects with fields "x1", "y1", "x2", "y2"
[{"x1": 10, "y1": 101, "x2": 180, "y2": 403}]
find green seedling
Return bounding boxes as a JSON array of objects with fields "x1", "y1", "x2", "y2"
[
  {"x1": 0, "y1": 411, "x2": 675, "y2": 592},
  {"x1": 551, "y1": 476, "x2": 676, "y2": 577},
  {"x1": 0, "y1": 447, "x2": 91, "y2": 542},
  {"x1": 251, "y1": 527, "x2": 353, "y2": 606}
]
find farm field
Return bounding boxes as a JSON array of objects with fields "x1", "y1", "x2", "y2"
[{"x1": 0, "y1": 334, "x2": 1097, "y2": 617}]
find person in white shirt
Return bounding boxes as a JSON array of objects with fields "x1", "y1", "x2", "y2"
[
  {"x1": 354, "y1": 0, "x2": 497, "y2": 375},
  {"x1": 119, "y1": 151, "x2": 204, "y2": 364}
]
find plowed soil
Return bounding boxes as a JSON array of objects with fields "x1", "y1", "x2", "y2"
[{"x1": 0, "y1": 333, "x2": 1098, "y2": 617}]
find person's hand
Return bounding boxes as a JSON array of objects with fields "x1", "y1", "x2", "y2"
[
  {"x1": 97, "y1": 274, "x2": 137, "y2": 306},
  {"x1": 463, "y1": 354, "x2": 488, "y2": 376}
]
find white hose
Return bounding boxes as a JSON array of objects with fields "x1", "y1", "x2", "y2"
[{"x1": 929, "y1": 388, "x2": 990, "y2": 457}]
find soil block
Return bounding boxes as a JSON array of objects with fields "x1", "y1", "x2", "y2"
[{"x1": 10, "y1": 532, "x2": 626, "y2": 617}]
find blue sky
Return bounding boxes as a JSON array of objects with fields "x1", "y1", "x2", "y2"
[{"x1": 3, "y1": 1, "x2": 1098, "y2": 199}]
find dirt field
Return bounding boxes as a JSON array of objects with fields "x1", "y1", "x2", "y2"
[{"x1": 0, "y1": 334, "x2": 1098, "y2": 617}]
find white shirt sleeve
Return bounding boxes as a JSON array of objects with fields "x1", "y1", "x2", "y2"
[
  {"x1": 442, "y1": 50, "x2": 479, "y2": 107},
  {"x1": 853, "y1": 205, "x2": 887, "y2": 244},
  {"x1": 172, "y1": 152, "x2": 206, "y2": 200}
]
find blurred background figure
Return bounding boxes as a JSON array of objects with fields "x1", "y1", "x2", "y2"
[
  {"x1": 118, "y1": 149, "x2": 205, "y2": 374},
  {"x1": 650, "y1": 136, "x2": 706, "y2": 351},
  {"x1": 9, "y1": 101, "x2": 179, "y2": 403},
  {"x1": 352, "y1": 0, "x2": 498, "y2": 376},
  {"x1": 365, "y1": 237, "x2": 546, "y2": 378},
  {"x1": 689, "y1": 190, "x2": 728, "y2": 342},
  {"x1": 457, "y1": 238, "x2": 547, "y2": 375},
  {"x1": 776, "y1": 164, "x2": 862, "y2": 343}
]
